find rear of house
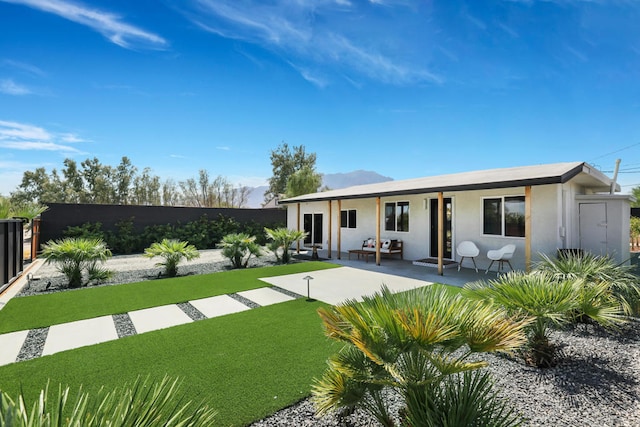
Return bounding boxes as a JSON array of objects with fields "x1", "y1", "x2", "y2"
[{"x1": 279, "y1": 162, "x2": 632, "y2": 271}]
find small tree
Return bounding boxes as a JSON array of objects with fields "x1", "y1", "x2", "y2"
[
  {"x1": 41, "y1": 238, "x2": 112, "y2": 288},
  {"x1": 143, "y1": 239, "x2": 200, "y2": 277},
  {"x1": 264, "y1": 227, "x2": 307, "y2": 263},
  {"x1": 220, "y1": 233, "x2": 262, "y2": 269}
]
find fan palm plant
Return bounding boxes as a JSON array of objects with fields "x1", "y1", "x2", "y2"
[
  {"x1": 144, "y1": 239, "x2": 200, "y2": 277},
  {"x1": 313, "y1": 285, "x2": 528, "y2": 426},
  {"x1": 220, "y1": 233, "x2": 262, "y2": 269},
  {"x1": 537, "y1": 252, "x2": 640, "y2": 317},
  {"x1": 0, "y1": 376, "x2": 217, "y2": 426},
  {"x1": 264, "y1": 227, "x2": 307, "y2": 263},
  {"x1": 465, "y1": 271, "x2": 582, "y2": 367},
  {"x1": 41, "y1": 237, "x2": 112, "y2": 288}
]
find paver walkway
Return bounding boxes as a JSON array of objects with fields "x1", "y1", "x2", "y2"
[{"x1": 0, "y1": 286, "x2": 300, "y2": 367}]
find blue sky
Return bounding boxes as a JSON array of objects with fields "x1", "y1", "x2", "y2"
[{"x1": 1, "y1": 0, "x2": 640, "y2": 197}]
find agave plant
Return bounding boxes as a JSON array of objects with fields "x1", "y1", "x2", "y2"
[
  {"x1": 313, "y1": 285, "x2": 528, "y2": 426},
  {"x1": 264, "y1": 227, "x2": 307, "y2": 263},
  {"x1": 537, "y1": 252, "x2": 640, "y2": 317},
  {"x1": 144, "y1": 239, "x2": 200, "y2": 277},
  {"x1": 465, "y1": 271, "x2": 582, "y2": 368},
  {"x1": 41, "y1": 237, "x2": 113, "y2": 288},
  {"x1": 0, "y1": 376, "x2": 217, "y2": 426}
]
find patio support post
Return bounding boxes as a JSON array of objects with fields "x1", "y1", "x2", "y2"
[
  {"x1": 525, "y1": 185, "x2": 532, "y2": 272},
  {"x1": 438, "y1": 192, "x2": 444, "y2": 275},
  {"x1": 376, "y1": 197, "x2": 381, "y2": 266},
  {"x1": 328, "y1": 200, "x2": 332, "y2": 259},
  {"x1": 296, "y1": 203, "x2": 301, "y2": 253},
  {"x1": 337, "y1": 199, "x2": 342, "y2": 259}
]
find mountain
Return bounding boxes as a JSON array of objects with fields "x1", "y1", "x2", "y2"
[
  {"x1": 245, "y1": 171, "x2": 393, "y2": 208},
  {"x1": 321, "y1": 170, "x2": 393, "y2": 190}
]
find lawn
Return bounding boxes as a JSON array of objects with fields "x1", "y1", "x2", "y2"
[
  {"x1": 0, "y1": 298, "x2": 338, "y2": 426},
  {"x1": 0, "y1": 261, "x2": 339, "y2": 333},
  {"x1": 0, "y1": 262, "x2": 344, "y2": 426}
]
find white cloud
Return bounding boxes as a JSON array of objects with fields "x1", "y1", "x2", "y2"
[
  {"x1": 185, "y1": 0, "x2": 440, "y2": 86},
  {"x1": 0, "y1": 120, "x2": 87, "y2": 154},
  {"x1": 0, "y1": 79, "x2": 32, "y2": 95},
  {"x1": 2, "y1": 59, "x2": 46, "y2": 76},
  {"x1": 216, "y1": 146, "x2": 231, "y2": 151},
  {"x1": 1, "y1": 0, "x2": 167, "y2": 50},
  {"x1": 0, "y1": 140, "x2": 81, "y2": 152}
]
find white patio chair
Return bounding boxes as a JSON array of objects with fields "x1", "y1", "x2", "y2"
[
  {"x1": 456, "y1": 240, "x2": 479, "y2": 272},
  {"x1": 485, "y1": 244, "x2": 516, "y2": 274}
]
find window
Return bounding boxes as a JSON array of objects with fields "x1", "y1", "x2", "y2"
[
  {"x1": 385, "y1": 201, "x2": 409, "y2": 232},
  {"x1": 483, "y1": 196, "x2": 525, "y2": 237},
  {"x1": 340, "y1": 209, "x2": 357, "y2": 228}
]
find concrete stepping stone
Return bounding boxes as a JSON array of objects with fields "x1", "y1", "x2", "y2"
[
  {"x1": 189, "y1": 295, "x2": 251, "y2": 318},
  {"x1": 128, "y1": 304, "x2": 192, "y2": 334},
  {"x1": 42, "y1": 316, "x2": 118, "y2": 356},
  {"x1": 237, "y1": 287, "x2": 295, "y2": 306},
  {"x1": 0, "y1": 330, "x2": 29, "y2": 366}
]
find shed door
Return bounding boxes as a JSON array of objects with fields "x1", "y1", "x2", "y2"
[{"x1": 579, "y1": 203, "x2": 607, "y2": 255}]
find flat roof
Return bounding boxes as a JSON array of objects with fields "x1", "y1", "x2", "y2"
[{"x1": 279, "y1": 161, "x2": 615, "y2": 204}]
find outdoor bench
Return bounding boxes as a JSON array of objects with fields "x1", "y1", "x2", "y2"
[{"x1": 360, "y1": 238, "x2": 403, "y2": 260}]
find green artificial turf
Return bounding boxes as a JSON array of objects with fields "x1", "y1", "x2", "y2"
[
  {"x1": 0, "y1": 299, "x2": 338, "y2": 426},
  {"x1": 0, "y1": 262, "x2": 338, "y2": 333}
]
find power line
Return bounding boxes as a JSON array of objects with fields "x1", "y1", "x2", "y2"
[{"x1": 589, "y1": 142, "x2": 640, "y2": 162}]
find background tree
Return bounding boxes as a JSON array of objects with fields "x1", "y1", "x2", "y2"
[
  {"x1": 265, "y1": 142, "x2": 318, "y2": 202},
  {"x1": 285, "y1": 165, "x2": 322, "y2": 197},
  {"x1": 631, "y1": 186, "x2": 640, "y2": 207}
]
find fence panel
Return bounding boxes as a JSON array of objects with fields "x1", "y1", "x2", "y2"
[{"x1": 0, "y1": 219, "x2": 24, "y2": 293}]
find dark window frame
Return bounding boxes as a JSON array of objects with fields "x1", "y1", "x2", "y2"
[
  {"x1": 482, "y1": 196, "x2": 525, "y2": 238},
  {"x1": 384, "y1": 201, "x2": 410, "y2": 232},
  {"x1": 340, "y1": 209, "x2": 357, "y2": 229}
]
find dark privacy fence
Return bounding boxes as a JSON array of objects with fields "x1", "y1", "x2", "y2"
[
  {"x1": 1, "y1": 219, "x2": 24, "y2": 293},
  {"x1": 40, "y1": 203, "x2": 286, "y2": 246}
]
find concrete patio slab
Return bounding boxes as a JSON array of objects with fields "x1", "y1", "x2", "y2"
[
  {"x1": 0, "y1": 330, "x2": 29, "y2": 366},
  {"x1": 237, "y1": 287, "x2": 296, "y2": 306},
  {"x1": 259, "y1": 266, "x2": 433, "y2": 305},
  {"x1": 42, "y1": 316, "x2": 118, "y2": 356},
  {"x1": 190, "y1": 295, "x2": 251, "y2": 318},
  {"x1": 128, "y1": 305, "x2": 192, "y2": 334}
]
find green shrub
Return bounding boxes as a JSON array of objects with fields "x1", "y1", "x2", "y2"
[
  {"x1": 105, "y1": 217, "x2": 141, "y2": 254},
  {"x1": 313, "y1": 285, "x2": 527, "y2": 426},
  {"x1": 63, "y1": 221, "x2": 106, "y2": 240},
  {"x1": 220, "y1": 233, "x2": 262, "y2": 269},
  {"x1": 143, "y1": 239, "x2": 200, "y2": 277},
  {"x1": 41, "y1": 238, "x2": 113, "y2": 288},
  {"x1": 0, "y1": 376, "x2": 217, "y2": 426}
]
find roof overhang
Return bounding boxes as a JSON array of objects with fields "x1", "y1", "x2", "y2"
[{"x1": 279, "y1": 162, "x2": 615, "y2": 204}]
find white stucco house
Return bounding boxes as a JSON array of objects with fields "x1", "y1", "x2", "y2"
[{"x1": 279, "y1": 162, "x2": 632, "y2": 273}]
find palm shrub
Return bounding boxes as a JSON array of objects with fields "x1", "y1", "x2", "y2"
[
  {"x1": 264, "y1": 227, "x2": 308, "y2": 263},
  {"x1": 537, "y1": 252, "x2": 640, "y2": 317},
  {"x1": 465, "y1": 271, "x2": 583, "y2": 368},
  {"x1": 0, "y1": 376, "x2": 216, "y2": 426},
  {"x1": 144, "y1": 239, "x2": 200, "y2": 277},
  {"x1": 313, "y1": 285, "x2": 528, "y2": 426},
  {"x1": 220, "y1": 233, "x2": 262, "y2": 269},
  {"x1": 41, "y1": 237, "x2": 113, "y2": 288}
]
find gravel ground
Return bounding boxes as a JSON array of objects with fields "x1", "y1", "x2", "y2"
[
  {"x1": 16, "y1": 250, "x2": 640, "y2": 426},
  {"x1": 252, "y1": 321, "x2": 640, "y2": 427},
  {"x1": 18, "y1": 248, "x2": 281, "y2": 296}
]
